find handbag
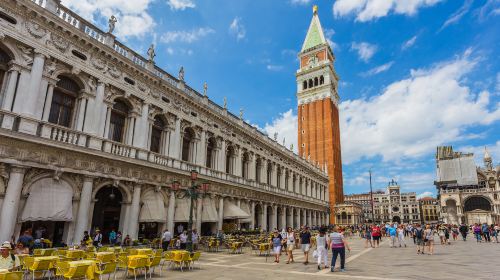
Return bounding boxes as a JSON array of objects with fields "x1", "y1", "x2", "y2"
[{"x1": 312, "y1": 249, "x2": 318, "y2": 259}]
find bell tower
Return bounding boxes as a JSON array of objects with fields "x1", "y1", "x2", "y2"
[{"x1": 296, "y1": 5, "x2": 343, "y2": 224}]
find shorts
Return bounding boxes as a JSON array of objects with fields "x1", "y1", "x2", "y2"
[
  {"x1": 301, "y1": 244, "x2": 310, "y2": 252},
  {"x1": 287, "y1": 243, "x2": 294, "y2": 251},
  {"x1": 273, "y1": 246, "x2": 281, "y2": 254},
  {"x1": 372, "y1": 236, "x2": 380, "y2": 241},
  {"x1": 415, "y1": 239, "x2": 423, "y2": 246}
]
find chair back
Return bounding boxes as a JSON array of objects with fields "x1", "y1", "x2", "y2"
[
  {"x1": 22, "y1": 256, "x2": 34, "y2": 270},
  {"x1": 149, "y1": 257, "x2": 162, "y2": 267},
  {"x1": 2, "y1": 272, "x2": 24, "y2": 280},
  {"x1": 181, "y1": 253, "x2": 191, "y2": 262},
  {"x1": 163, "y1": 252, "x2": 173, "y2": 261},
  {"x1": 43, "y1": 249, "x2": 56, "y2": 256},
  {"x1": 154, "y1": 249, "x2": 163, "y2": 257},
  {"x1": 32, "y1": 259, "x2": 52, "y2": 271},
  {"x1": 191, "y1": 252, "x2": 201, "y2": 262},
  {"x1": 65, "y1": 264, "x2": 90, "y2": 279},
  {"x1": 55, "y1": 261, "x2": 70, "y2": 277},
  {"x1": 172, "y1": 253, "x2": 183, "y2": 263},
  {"x1": 97, "y1": 262, "x2": 117, "y2": 275},
  {"x1": 33, "y1": 249, "x2": 43, "y2": 256}
]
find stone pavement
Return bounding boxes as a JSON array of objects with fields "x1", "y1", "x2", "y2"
[{"x1": 160, "y1": 236, "x2": 500, "y2": 280}]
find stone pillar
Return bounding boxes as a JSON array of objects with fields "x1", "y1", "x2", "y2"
[
  {"x1": 236, "y1": 199, "x2": 241, "y2": 229},
  {"x1": 124, "y1": 114, "x2": 137, "y2": 146},
  {"x1": 218, "y1": 140, "x2": 226, "y2": 172},
  {"x1": 262, "y1": 203, "x2": 268, "y2": 232},
  {"x1": 169, "y1": 117, "x2": 181, "y2": 159},
  {"x1": 22, "y1": 52, "x2": 45, "y2": 117},
  {"x1": 167, "y1": 191, "x2": 175, "y2": 232},
  {"x1": 127, "y1": 185, "x2": 142, "y2": 239},
  {"x1": 196, "y1": 130, "x2": 206, "y2": 166},
  {"x1": 218, "y1": 196, "x2": 224, "y2": 231},
  {"x1": 280, "y1": 167, "x2": 286, "y2": 189},
  {"x1": 94, "y1": 82, "x2": 107, "y2": 135},
  {"x1": 75, "y1": 96, "x2": 88, "y2": 131},
  {"x1": 0, "y1": 166, "x2": 26, "y2": 242},
  {"x1": 271, "y1": 163, "x2": 277, "y2": 187},
  {"x1": 34, "y1": 79, "x2": 49, "y2": 119},
  {"x1": 248, "y1": 153, "x2": 256, "y2": 181},
  {"x1": 73, "y1": 177, "x2": 93, "y2": 244},
  {"x1": 249, "y1": 201, "x2": 255, "y2": 230},
  {"x1": 280, "y1": 206, "x2": 286, "y2": 230},
  {"x1": 270, "y1": 205, "x2": 277, "y2": 231},
  {"x1": 1, "y1": 66, "x2": 20, "y2": 111},
  {"x1": 196, "y1": 197, "x2": 203, "y2": 232},
  {"x1": 302, "y1": 209, "x2": 307, "y2": 226},
  {"x1": 103, "y1": 105, "x2": 112, "y2": 138},
  {"x1": 234, "y1": 148, "x2": 242, "y2": 177},
  {"x1": 297, "y1": 209, "x2": 301, "y2": 228},
  {"x1": 287, "y1": 171, "x2": 294, "y2": 192},
  {"x1": 41, "y1": 83, "x2": 55, "y2": 121},
  {"x1": 261, "y1": 160, "x2": 268, "y2": 184},
  {"x1": 133, "y1": 103, "x2": 150, "y2": 149}
]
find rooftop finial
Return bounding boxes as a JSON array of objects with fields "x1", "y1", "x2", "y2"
[{"x1": 313, "y1": 5, "x2": 318, "y2": 15}]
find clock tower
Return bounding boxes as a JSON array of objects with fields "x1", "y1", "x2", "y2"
[{"x1": 297, "y1": 6, "x2": 343, "y2": 224}]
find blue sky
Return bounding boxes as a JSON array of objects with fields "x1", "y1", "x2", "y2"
[{"x1": 62, "y1": 0, "x2": 500, "y2": 198}]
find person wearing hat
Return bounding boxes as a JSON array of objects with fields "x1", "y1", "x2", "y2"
[
  {"x1": 0, "y1": 241, "x2": 20, "y2": 271},
  {"x1": 93, "y1": 229, "x2": 102, "y2": 247}
]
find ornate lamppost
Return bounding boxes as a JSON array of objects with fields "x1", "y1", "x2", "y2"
[{"x1": 171, "y1": 170, "x2": 210, "y2": 253}]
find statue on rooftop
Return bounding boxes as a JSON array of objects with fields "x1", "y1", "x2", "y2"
[
  {"x1": 203, "y1": 82, "x2": 208, "y2": 97},
  {"x1": 223, "y1": 97, "x2": 227, "y2": 109},
  {"x1": 178, "y1": 66, "x2": 185, "y2": 81},
  {"x1": 108, "y1": 15, "x2": 117, "y2": 34},
  {"x1": 147, "y1": 44, "x2": 156, "y2": 63},
  {"x1": 239, "y1": 108, "x2": 244, "y2": 120}
]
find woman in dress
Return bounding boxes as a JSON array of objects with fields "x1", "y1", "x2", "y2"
[
  {"x1": 424, "y1": 224, "x2": 435, "y2": 255},
  {"x1": 285, "y1": 227, "x2": 295, "y2": 264}
]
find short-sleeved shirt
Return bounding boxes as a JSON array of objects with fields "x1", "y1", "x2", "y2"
[
  {"x1": 388, "y1": 227, "x2": 397, "y2": 236},
  {"x1": 0, "y1": 255, "x2": 20, "y2": 270},
  {"x1": 329, "y1": 232, "x2": 344, "y2": 249},
  {"x1": 286, "y1": 232, "x2": 295, "y2": 245},
  {"x1": 272, "y1": 235, "x2": 282, "y2": 247},
  {"x1": 162, "y1": 231, "x2": 172, "y2": 241},
  {"x1": 316, "y1": 235, "x2": 327, "y2": 248},
  {"x1": 300, "y1": 232, "x2": 311, "y2": 244}
]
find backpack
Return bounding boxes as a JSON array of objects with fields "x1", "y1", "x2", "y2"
[{"x1": 415, "y1": 229, "x2": 423, "y2": 239}]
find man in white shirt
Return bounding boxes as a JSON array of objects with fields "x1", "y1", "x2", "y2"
[
  {"x1": 162, "y1": 229, "x2": 172, "y2": 250},
  {"x1": 0, "y1": 241, "x2": 19, "y2": 271}
]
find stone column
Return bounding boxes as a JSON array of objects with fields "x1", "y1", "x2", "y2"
[
  {"x1": 234, "y1": 147, "x2": 242, "y2": 177},
  {"x1": 236, "y1": 199, "x2": 241, "y2": 229},
  {"x1": 94, "y1": 82, "x2": 107, "y2": 135},
  {"x1": 22, "y1": 52, "x2": 45, "y2": 117},
  {"x1": 280, "y1": 206, "x2": 286, "y2": 230},
  {"x1": 261, "y1": 160, "x2": 268, "y2": 184},
  {"x1": 248, "y1": 153, "x2": 256, "y2": 181},
  {"x1": 196, "y1": 130, "x2": 206, "y2": 166},
  {"x1": 249, "y1": 201, "x2": 255, "y2": 230},
  {"x1": 262, "y1": 203, "x2": 268, "y2": 232},
  {"x1": 286, "y1": 208, "x2": 292, "y2": 229},
  {"x1": 297, "y1": 209, "x2": 301, "y2": 228},
  {"x1": 34, "y1": 79, "x2": 49, "y2": 119},
  {"x1": 287, "y1": 171, "x2": 294, "y2": 192},
  {"x1": 280, "y1": 167, "x2": 286, "y2": 189},
  {"x1": 103, "y1": 105, "x2": 112, "y2": 138},
  {"x1": 133, "y1": 103, "x2": 150, "y2": 149},
  {"x1": 73, "y1": 177, "x2": 93, "y2": 244},
  {"x1": 270, "y1": 205, "x2": 277, "y2": 231},
  {"x1": 128, "y1": 185, "x2": 142, "y2": 239},
  {"x1": 0, "y1": 166, "x2": 26, "y2": 242},
  {"x1": 218, "y1": 196, "x2": 224, "y2": 231},
  {"x1": 302, "y1": 209, "x2": 307, "y2": 226},
  {"x1": 75, "y1": 96, "x2": 88, "y2": 131},
  {"x1": 167, "y1": 191, "x2": 176, "y2": 232},
  {"x1": 168, "y1": 117, "x2": 181, "y2": 159},
  {"x1": 1, "y1": 66, "x2": 20, "y2": 111},
  {"x1": 218, "y1": 140, "x2": 226, "y2": 172},
  {"x1": 271, "y1": 163, "x2": 277, "y2": 187},
  {"x1": 41, "y1": 83, "x2": 55, "y2": 121},
  {"x1": 196, "y1": 197, "x2": 203, "y2": 232},
  {"x1": 124, "y1": 113, "x2": 137, "y2": 146}
]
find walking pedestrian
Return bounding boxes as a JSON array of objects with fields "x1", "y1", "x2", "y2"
[
  {"x1": 364, "y1": 225, "x2": 373, "y2": 248},
  {"x1": 329, "y1": 226, "x2": 351, "y2": 272},
  {"x1": 162, "y1": 229, "x2": 172, "y2": 251},
  {"x1": 397, "y1": 225, "x2": 406, "y2": 247},
  {"x1": 423, "y1": 224, "x2": 435, "y2": 255},
  {"x1": 473, "y1": 223, "x2": 482, "y2": 243},
  {"x1": 315, "y1": 228, "x2": 329, "y2": 270},
  {"x1": 371, "y1": 224, "x2": 381, "y2": 248},
  {"x1": 459, "y1": 223, "x2": 468, "y2": 241},
  {"x1": 299, "y1": 227, "x2": 311, "y2": 265},
  {"x1": 285, "y1": 227, "x2": 295, "y2": 264},
  {"x1": 481, "y1": 223, "x2": 491, "y2": 242},
  {"x1": 388, "y1": 224, "x2": 397, "y2": 248},
  {"x1": 271, "y1": 231, "x2": 282, "y2": 263},
  {"x1": 414, "y1": 224, "x2": 424, "y2": 254}
]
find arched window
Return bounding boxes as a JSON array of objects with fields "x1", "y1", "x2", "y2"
[
  {"x1": 109, "y1": 100, "x2": 130, "y2": 143},
  {"x1": 225, "y1": 145, "x2": 234, "y2": 174},
  {"x1": 302, "y1": 80, "x2": 307, "y2": 90},
  {"x1": 314, "y1": 77, "x2": 318, "y2": 86},
  {"x1": 308, "y1": 79, "x2": 313, "y2": 88},
  {"x1": 181, "y1": 127, "x2": 195, "y2": 162},
  {"x1": 285, "y1": 170, "x2": 289, "y2": 190},
  {"x1": 276, "y1": 166, "x2": 281, "y2": 187},
  {"x1": 48, "y1": 76, "x2": 79, "y2": 128},
  {"x1": 242, "y1": 152, "x2": 249, "y2": 179},
  {"x1": 319, "y1": 75, "x2": 324, "y2": 85},
  {"x1": 150, "y1": 116, "x2": 165, "y2": 153},
  {"x1": 464, "y1": 196, "x2": 491, "y2": 212},
  {"x1": 206, "y1": 137, "x2": 216, "y2": 168}
]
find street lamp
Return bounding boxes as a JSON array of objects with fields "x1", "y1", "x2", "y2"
[{"x1": 170, "y1": 170, "x2": 210, "y2": 253}]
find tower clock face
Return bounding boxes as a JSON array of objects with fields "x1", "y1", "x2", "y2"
[{"x1": 390, "y1": 190, "x2": 399, "y2": 195}]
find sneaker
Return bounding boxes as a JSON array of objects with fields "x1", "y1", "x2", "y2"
[
  {"x1": 340, "y1": 269, "x2": 346, "y2": 272},
  {"x1": 331, "y1": 268, "x2": 335, "y2": 272}
]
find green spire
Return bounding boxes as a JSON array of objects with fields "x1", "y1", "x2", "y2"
[{"x1": 301, "y1": 6, "x2": 327, "y2": 52}]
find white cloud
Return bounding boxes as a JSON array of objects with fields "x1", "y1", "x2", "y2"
[
  {"x1": 61, "y1": 0, "x2": 155, "y2": 38},
  {"x1": 402, "y1": 35, "x2": 418, "y2": 50},
  {"x1": 263, "y1": 110, "x2": 298, "y2": 153},
  {"x1": 229, "y1": 17, "x2": 246, "y2": 41},
  {"x1": 333, "y1": 0, "x2": 443, "y2": 22},
  {"x1": 290, "y1": 0, "x2": 312, "y2": 5},
  {"x1": 160, "y1": 27, "x2": 215, "y2": 43},
  {"x1": 459, "y1": 141, "x2": 500, "y2": 167},
  {"x1": 361, "y1": 61, "x2": 394, "y2": 76},
  {"x1": 439, "y1": 0, "x2": 473, "y2": 31},
  {"x1": 266, "y1": 65, "x2": 284, "y2": 71},
  {"x1": 324, "y1": 28, "x2": 339, "y2": 51},
  {"x1": 351, "y1": 42, "x2": 377, "y2": 62},
  {"x1": 417, "y1": 191, "x2": 434, "y2": 199},
  {"x1": 340, "y1": 49, "x2": 500, "y2": 164},
  {"x1": 167, "y1": 0, "x2": 195, "y2": 11}
]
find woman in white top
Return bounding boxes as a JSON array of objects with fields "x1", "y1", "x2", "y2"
[
  {"x1": 285, "y1": 227, "x2": 295, "y2": 264},
  {"x1": 316, "y1": 229, "x2": 329, "y2": 270}
]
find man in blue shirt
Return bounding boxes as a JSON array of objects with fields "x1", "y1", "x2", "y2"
[{"x1": 388, "y1": 224, "x2": 397, "y2": 248}]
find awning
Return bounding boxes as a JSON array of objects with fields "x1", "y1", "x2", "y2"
[
  {"x1": 139, "y1": 191, "x2": 166, "y2": 223},
  {"x1": 201, "y1": 197, "x2": 218, "y2": 222},
  {"x1": 21, "y1": 178, "x2": 73, "y2": 222},
  {"x1": 174, "y1": 198, "x2": 191, "y2": 222},
  {"x1": 240, "y1": 201, "x2": 252, "y2": 223},
  {"x1": 223, "y1": 200, "x2": 250, "y2": 220}
]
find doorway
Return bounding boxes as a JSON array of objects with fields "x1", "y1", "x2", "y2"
[{"x1": 91, "y1": 186, "x2": 123, "y2": 244}]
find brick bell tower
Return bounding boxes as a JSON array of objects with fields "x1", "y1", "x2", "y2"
[{"x1": 297, "y1": 5, "x2": 343, "y2": 224}]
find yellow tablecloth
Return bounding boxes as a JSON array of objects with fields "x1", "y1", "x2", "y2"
[
  {"x1": 259, "y1": 243, "x2": 269, "y2": 251},
  {"x1": 135, "y1": 249, "x2": 153, "y2": 255},
  {"x1": 170, "y1": 250, "x2": 189, "y2": 259},
  {"x1": 68, "y1": 260, "x2": 96, "y2": 280},
  {"x1": 66, "y1": 250, "x2": 85, "y2": 259},
  {"x1": 32, "y1": 256, "x2": 60, "y2": 270},
  {"x1": 127, "y1": 255, "x2": 149, "y2": 262},
  {"x1": 95, "y1": 252, "x2": 115, "y2": 263}
]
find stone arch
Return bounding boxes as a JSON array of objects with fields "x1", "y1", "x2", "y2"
[
  {"x1": 22, "y1": 172, "x2": 80, "y2": 197},
  {"x1": 92, "y1": 180, "x2": 132, "y2": 204},
  {"x1": 181, "y1": 126, "x2": 196, "y2": 162},
  {"x1": 463, "y1": 196, "x2": 492, "y2": 212},
  {"x1": 0, "y1": 41, "x2": 22, "y2": 64}
]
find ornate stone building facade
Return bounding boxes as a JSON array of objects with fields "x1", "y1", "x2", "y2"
[
  {"x1": 296, "y1": 6, "x2": 344, "y2": 224},
  {"x1": 436, "y1": 146, "x2": 500, "y2": 224},
  {"x1": 0, "y1": 0, "x2": 329, "y2": 245},
  {"x1": 332, "y1": 202, "x2": 363, "y2": 226},
  {"x1": 371, "y1": 181, "x2": 420, "y2": 224},
  {"x1": 418, "y1": 197, "x2": 440, "y2": 224}
]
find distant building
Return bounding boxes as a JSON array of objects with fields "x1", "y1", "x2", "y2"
[
  {"x1": 344, "y1": 181, "x2": 420, "y2": 224},
  {"x1": 333, "y1": 202, "x2": 364, "y2": 226},
  {"x1": 418, "y1": 197, "x2": 440, "y2": 224},
  {"x1": 435, "y1": 146, "x2": 500, "y2": 224}
]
